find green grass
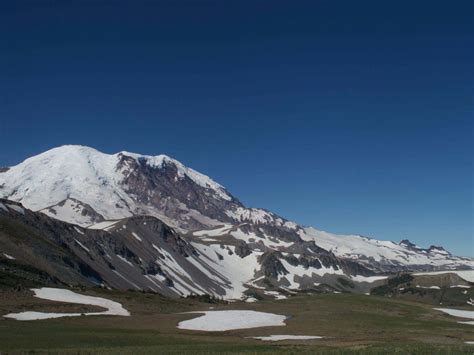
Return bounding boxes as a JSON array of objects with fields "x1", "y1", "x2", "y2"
[{"x1": 0, "y1": 289, "x2": 473, "y2": 354}]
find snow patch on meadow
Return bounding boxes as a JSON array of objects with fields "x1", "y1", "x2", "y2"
[
  {"x1": 3, "y1": 288, "x2": 129, "y2": 321},
  {"x1": 434, "y1": 308, "x2": 474, "y2": 320},
  {"x1": 177, "y1": 310, "x2": 286, "y2": 331},
  {"x1": 434, "y1": 308, "x2": 474, "y2": 325}
]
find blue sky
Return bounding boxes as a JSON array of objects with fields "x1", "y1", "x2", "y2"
[{"x1": 1, "y1": 1, "x2": 472, "y2": 256}]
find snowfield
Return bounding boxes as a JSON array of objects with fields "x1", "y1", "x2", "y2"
[
  {"x1": 88, "y1": 220, "x2": 121, "y2": 231},
  {"x1": 2, "y1": 253, "x2": 15, "y2": 260},
  {"x1": 41, "y1": 199, "x2": 97, "y2": 226},
  {"x1": 189, "y1": 242, "x2": 263, "y2": 299},
  {"x1": 253, "y1": 335, "x2": 322, "y2": 341},
  {"x1": 434, "y1": 308, "x2": 474, "y2": 325},
  {"x1": 3, "y1": 288, "x2": 130, "y2": 321},
  {"x1": 300, "y1": 228, "x2": 474, "y2": 270},
  {"x1": 177, "y1": 310, "x2": 286, "y2": 331}
]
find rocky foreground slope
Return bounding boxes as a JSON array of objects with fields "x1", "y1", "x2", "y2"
[{"x1": 0, "y1": 199, "x2": 386, "y2": 298}]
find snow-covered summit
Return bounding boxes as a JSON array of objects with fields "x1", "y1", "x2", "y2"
[
  {"x1": 0, "y1": 145, "x2": 122, "y2": 212},
  {"x1": 0, "y1": 145, "x2": 234, "y2": 227}
]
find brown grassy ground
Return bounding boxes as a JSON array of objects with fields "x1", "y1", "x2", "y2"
[{"x1": 0, "y1": 288, "x2": 473, "y2": 354}]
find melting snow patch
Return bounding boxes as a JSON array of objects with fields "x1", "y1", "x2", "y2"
[
  {"x1": 2, "y1": 253, "x2": 15, "y2": 260},
  {"x1": 73, "y1": 226, "x2": 84, "y2": 235},
  {"x1": 88, "y1": 220, "x2": 120, "y2": 231},
  {"x1": 116, "y1": 255, "x2": 134, "y2": 267},
  {"x1": 245, "y1": 297, "x2": 258, "y2": 303},
  {"x1": 350, "y1": 275, "x2": 388, "y2": 283},
  {"x1": 434, "y1": 308, "x2": 474, "y2": 324},
  {"x1": 193, "y1": 225, "x2": 233, "y2": 237},
  {"x1": 264, "y1": 291, "x2": 288, "y2": 300},
  {"x1": 416, "y1": 285, "x2": 441, "y2": 290},
  {"x1": 190, "y1": 242, "x2": 262, "y2": 299},
  {"x1": 3, "y1": 288, "x2": 129, "y2": 320},
  {"x1": 74, "y1": 239, "x2": 90, "y2": 253},
  {"x1": 6, "y1": 204, "x2": 25, "y2": 215},
  {"x1": 131, "y1": 232, "x2": 142, "y2": 242},
  {"x1": 177, "y1": 310, "x2": 286, "y2": 331},
  {"x1": 253, "y1": 335, "x2": 322, "y2": 341},
  {"x1": 465, "y1": 341, "x2": 474, "y2": 345}
]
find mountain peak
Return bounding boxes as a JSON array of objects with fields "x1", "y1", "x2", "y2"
[
  {"x1": 118, "y1": 150, "x2": 175, "y2": 164},
  {"x1": 0, "y1": 145, "x2": 236, "y2": 229},
  {"x1": 428, "y1": 245, "x2": 450, "y2": 255},
  {"x1": 40, "y1": 144, "x2": 102, "y2": 155},
  {"x1": 116, "y1": 150, "x2": 231, "y2": 201},
  {"x1": 399, "y1": 239, "x2": 419, "y2": 249}
]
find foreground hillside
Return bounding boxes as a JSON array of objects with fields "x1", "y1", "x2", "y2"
[
  {"x1": 0, "y1": 198, "x2": 388, "y2": 298},
  {"x1": 0, "y1": 287, "x2": 473, "y2": 354},
  {"x1": 2, "y1": 198, "x2": 473, "y2": 304}
]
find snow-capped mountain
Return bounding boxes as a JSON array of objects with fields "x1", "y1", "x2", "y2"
[
  {"x1": 0, "y1": 145, "x2": 291, "y2": 232},
  {"x1": 0, "y1": 145, "x2": 235, "y2": 230},
  {"x1": 299, "y1": 228, "x2": 474, "y2": 272},
  {"x1": 0, "y1": 144, "x2": 472, "y2": 297}
]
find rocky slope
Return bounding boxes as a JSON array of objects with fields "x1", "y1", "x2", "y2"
[{"x1": 0, "y1": 199, "x2": 386, "y2": 298}]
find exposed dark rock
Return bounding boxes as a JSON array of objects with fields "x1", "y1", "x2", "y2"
[
  {"x1": 260, "y1": 252, "x2": 288, "y2": 278},
  {"x1": 234, "y1": 241, "x2": 252, "y2": 258},
  {"x1": 117, "y1": 154, "x2": 243, "y2": 230}
]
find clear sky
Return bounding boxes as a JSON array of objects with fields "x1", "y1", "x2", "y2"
[{"x1": 1, "y1": 1, "x2": 472, "y2": 256}]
